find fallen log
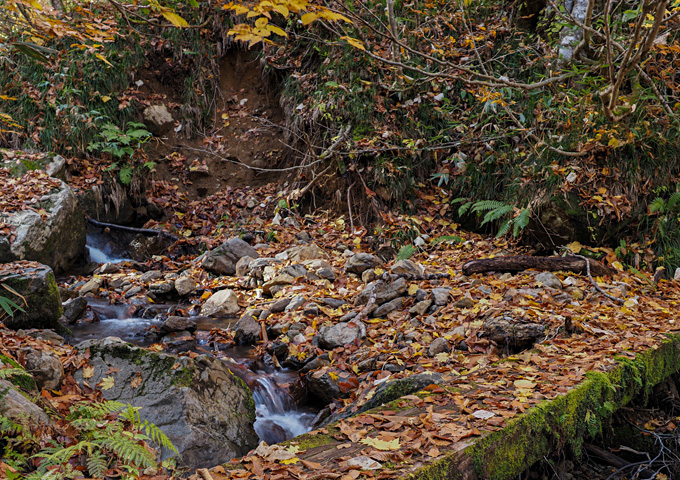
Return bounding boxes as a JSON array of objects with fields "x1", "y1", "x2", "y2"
[
  {"x1": 462, "y1": 255, "x2": 612, "y2": 277},
  {"x1": 87, "y1": 217, "x2": 178, "y2": 240}
]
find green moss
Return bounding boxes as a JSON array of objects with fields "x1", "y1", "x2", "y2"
[
  {"x1": 0, "y1": 354, "x2": 37, "y2": 392},
  {"x1": 171, "y1": 366, "x2": 196, "y2": 388},
  {"x1": 287, "y1": 431, "x2": 335, "y2": 450},
  {"x1": 407, "y1": 334, "x2": 680, "y2": 480}
]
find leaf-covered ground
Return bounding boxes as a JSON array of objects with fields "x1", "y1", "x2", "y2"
[{"x1": 3, "y1": 167, "x2": 680, "y2": 478}]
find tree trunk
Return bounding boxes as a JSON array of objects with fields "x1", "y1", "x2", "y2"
[{"x1": 462, "y1": 255, "x2": 612, "y2": 277}]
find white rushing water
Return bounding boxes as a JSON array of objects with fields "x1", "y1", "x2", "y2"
[{"x1": 86, "y1": 232, "x2": 130, "y2": 264}]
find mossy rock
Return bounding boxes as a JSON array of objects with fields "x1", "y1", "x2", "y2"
[{"x1": 0, "y1": 262, "x2": 62, "y2": 330}]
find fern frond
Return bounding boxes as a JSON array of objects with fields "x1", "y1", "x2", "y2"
[
  {"x1": 513, "y1": 208, "x2": 531, "y2": 237},
  {"x1": 471, "y1": 200, "x2": 506, "y2": 213},
  {"x1": 668, "y1": 191, "x2": 680, "y2": 211},
  {"x1": 496, "y1": 219, "x2": 512, "y2": 237},
  {"x1": 458, "y1": 201, "x2": 473, "y2": 217},
  {"x1": 649, "y1": 197, "x2": 666, "y2": 214},
  {"x1": 0, "y1": 367, "x2": 31, "y2": 381},
  {"x1": 86, "y1": 450, "x2": 109, "y2": 478},
  {"x1": 481, "y1": 205, "x2": 514, "y2": 226},
  {"x1": 140, "y1": 420, "x2": 178, "y2": 454}
]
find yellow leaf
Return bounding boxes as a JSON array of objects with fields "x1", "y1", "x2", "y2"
[
  {"x1": 608, "y1": 137, "x2": 619, "y2": 147},
  {"x1": 255, "y1": 17, "x2": 269, "y2": 28},
  {"x1": 82, "y1": 365, "x2": 94, "y2": 379},
  {"x1": 273, "y1": 4, "x2": 289, "y2": 17},
  {"x1": 227, "y1": 4, "x2": 249, "y2": 15},
  {"x1": 28, "y1": 0, "x2": 42, "y2": 10},
  {"x1": 266, "y1": 24, "x2": 287, "y2": 37},
  {"x1": 280, "y1": 457, "x2": 299, "y2": 464},
  {"x1": 612, "y1": 261, "x2": 624, "y2": 271},
  {"x1": 101, "y1": 95, "x2": 111, "y2": 103},
  {"x1": 340, "y1": 36, "x2": 365, "y2": 51},
  {"x1": 374, "y1": 267, "x2": 384, "y2": 275},
  {"x1": 328, "y1": 371, "x2": 339, "y2": 381},
  {"x1": 130, "y1": 372, "x2": 143, "y2": 389},
  {"x1": 359, "y1": 437, "x2": 400, "y2": 451},
  {"x1": 566, "y1": 241, "x2": 583, "y2": 254},
  {"x1": 162, "y1": 10, "x2": 189, "y2": 27},
  {"x1": 408, "y1": 284, "x2": 418, "y2": 296},
  {"x1": 318, "y1": 10, "x2": 351, "y2": 23},
  {"x1": 98, "y1": 376, "x2": 115, "y2": 391},
  {"x1": 301, "y1": 12, "x2": 318, "y2": 25},
  {"x1": 94, "y1": 53, "x2": 113, "y2": 66}
]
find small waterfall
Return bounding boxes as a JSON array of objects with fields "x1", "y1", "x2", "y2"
[
  {"x1": 86, "y1": 232, "x2": 130, "y2": 264},
  {"x1": 252, "y1": 375, "x2": 315, "y2": 444}
]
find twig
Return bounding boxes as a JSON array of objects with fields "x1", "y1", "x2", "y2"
[
  {"x1": 563, "y1": 249, "x2": 626, "y2": 304},
  {"x1": 87, "y1": 217, "x2": 178, "y2": 241},
  {"x1": 347, "y1": 182, "x2": 355, "y2": 234}
]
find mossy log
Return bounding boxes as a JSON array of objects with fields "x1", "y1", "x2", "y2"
[{"x1": 462, "y1": 255, "x2": 612, "y2": 277}]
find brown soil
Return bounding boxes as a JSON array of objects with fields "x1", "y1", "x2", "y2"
[{"x1": 137, "y1": 48, "x2": 289, "y2": 203}]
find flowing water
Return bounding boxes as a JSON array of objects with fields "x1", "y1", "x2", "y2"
[
  {"x1": 86, "y1": 231, "x2": 131, "y2": 264},
  {"x1": 68, "y1": 299, "x2": 315, "y2": 444}
]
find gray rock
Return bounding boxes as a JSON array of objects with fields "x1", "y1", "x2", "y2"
[
  {"x1": 175, "y1": 276, "x2": 197, "y2": 296},
  {"x1": 535, "y1": 272, "x2": 562, "y2": 290},
  {"x1": 140, "y1": 270, "x2": 162, "y2": 283},
  {"x1": 22, "y1": 349, "x2": 64, "y2": 390},
  {"x1": 372, "y1": 297, "x2": 403, "y2": 317},
  {"x1": 428, "y1": 337, "x2": 450, "y2": 356},
  {"x1": 339, "y1": 311, "x2": 358, "y2": 322},
  {"x1": 270, "y1": 297, "x2": 291, "y2": 313},
  {"x1": 285, "y1": 244, "x2": 326, "y2": 261},
  {"x1": 73, "y1": 339, "x2": 258, "y2": 468},
  {"x1": 62, "y1": 296, "x2": 88, "y2": 323},
  {"x1": 415, "y1": 288, "x2": 428, "y2": 302},
  {"x1": 143, "y1": 104, "x2": 174, "y2": 136},
  {"x1": 356, "y1": 277, "x2": 408, "y2": 306},
  {"x1": 80, "y1": 276, "x2": 103, "y2": 294},
  {"x1": 280, "y1": 264, "x2": 307, "y2": 278},
  {"x1": 390, "y1": 259, "x2": 424, "y2": 276},
  {"x1": 361, "y1": 269, "x2": 377, "y2": 283},
  {"x1": 317, "y1": 267, "x2": 336, "y2": 281},
  {"x1": 234, "y1": 315, "x2": 261, "y2": 345},
  {"x1": 409, "y1": 299, "x2": 432, "y2": 316},
  {"x1": 432, "y1": 287, "x2": 451, "y2": 306},
  {"x1": 0, "y1": 180, "x2": 85, "y2": 273},
  {"x1": 317, "y1": 297, "x2": 346, "y2": 308},
  {"x1": 235, "y1": 256, "x2": 255, "y2": 277},
  {"x1": 149, "y1": 282, "x2": 173, "y2": 295},
  {"x1": 285, "y1": 295, "x2": 306, "y2": 312},
  {"x1": 46, "y1": 154, "x2": 67, "y2": 180},
  {"x1": 481, "y1": 315, "x2": 545, "y2": 349},
  {"x1": 161, "y1": 316, "x2": 197, "y2": 334},
  {"x1": 345, "y1": 253, "x2": 383, "y2": 275},
  {"x1": 306, "y1": 368, "x2": 355, "y2": 404},
  {"x1": 0, "y1": 263, "x2": 62, "y2": 330},
  {"x1": 0, "y1": 379, "x2": 50, "y2": 425},
  {"x1": 262, "y1": 273, "x2": 296, "y2": 296},
  {"x1": 124, "y1": 285, "x2": 143, "y2": 298},
  {"x1": 453, "y1": 297, "x2": 475, "y2": 309},
  {"x1": 202, "y1": 238, "x2": 259, "y2": 276},
  {"x1": 25, "y1": 329, "x2": 65, "y2": 344},
  {"x1": 303, "y1": 303, "x2": 320, "y2": 317},
  {"x1": 319, "y1": 321, "x2": 364, "y2": 349},
  {"x1": 97, "y1": 262, "x2": 120, "y2": 274},
  {"x1": 200, "y1": 289, "x2": 240, "y2": 317}
]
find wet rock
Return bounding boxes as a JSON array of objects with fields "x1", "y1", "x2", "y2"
[
  {"x1": 409, "y1": 299, "x2": 432, "y2": 316},
  {"x1": 143, "y1": 104, "x2": 174, "y2": 136},
  {"x1": 22, "y1": 348, "x2": 64, "y2": 390},
  {"x1": 202, "y1": 238, "x2": 259, "y2": 276},
  {"x1": 306, "y1": 367, "x2": 355, "y2": 404},
  {"x1": 267, "y1": 340, "x2": 288, "y2": 359},
  {"x1": 80, "y1": 276, "x2": 103, "y2": 295},
  {"x1": 128, "y1": 234, "x2": 173, "y2": 262},
  {"x1": 270, "y1": 297, "x2": 291, "y2": 313},
  {"x1": 285, "y1": 243, "x2": 326, "y2": 261},
  {"x1": 124, "y1": 285, "x2": 143, "y2": 298},
  {"x1": 356, "y1": 277, "x2": 408, "y2": 306},
  {"x1": 200, "y1": 289, "x2": 240, "y2": 317},
  {"x1": 319, "y1": 321, "x2": 364, "y2": 349},
  {"x1": 0, "y1": 262, "x2": 62, "y2": 330},
  {"x1": 285, "y1": 295, "x2": 306, "y2": 312},
  {"x1": 346, "y1": 253, "x2": 383, "y2": 275},
  {"x1": 161, "y1": 316, "x2": 197, "y2": 334},
  {"x1": 256, "y1": 419, "x2": 289, "y2": 445},
  {"x1": 23, "y1": 329, "x2": 65, "y2": 344},
  {"x1": 390, "y1": 259, "x2": 424, "y2": 276},
  {"x1": 62, "y1": 296, "x2": 88, "y2": 323},
  {"x1": 300, "y1": 353, "x2": 331, "y2": 373},
  {"x1": 140, "y1": 270, "x2": 162, "y2": 283},
  {"x1": 234, "y1": 315, "x2": 261, "y2": 345},
  {"x1": 149, "y1": 282, "x2": 173, "y2": 295},
  {"x1": 73, "y1": 339, "x2": 258, "y2": 468},
  {"x1": 235, "y1": 256, "x2": 255, "y2": 277},
  {"x1": 161, "y1": 331, "x2": 194, "y2": 351},
  {"x1": 428, "y1": 337, "x2": 450, "y2": 356},
  {"x1": 97, "y1": 262, "x2": 120, "y2": 274},
  {"x1": 0, "y1": 179, "x2": 85, "y2": 273},
  {"x1": 480, "y1": 314, "x2": 545, "y2": 350},
  {"x1": 535, "y1": 272, "x2": 562, "y2": 290},
  {"x1": 175, "y1": 276, "x2": 197, "y2": 296},
  {"x1": 372, "y1": 297, "x2": 403, "y2": 317},
  {"x1": 432, "y1": 287, "x2": 451, "y2": 306}
]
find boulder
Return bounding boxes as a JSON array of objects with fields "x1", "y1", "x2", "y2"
[
  {"x1": 200, "y1": 289, "x2": 240, "y2": 317},
  {"x1": 319, "y1": 320, "x2": 365, "y2": 349},
  {"x1": 0, "y1": 179, "x2": 85, "y2": 273},
  {"x1": 22, "y1": 349, "x2": 64, "y2": 390},
  {"x1": 202, "y1": 238, "x2": 259, "y2": 276},
  {"x1": 234, "y1": 315, "x2": 261, "y2": 345},
  {"x1": 480, "y1": 314, "x2": 545, "y2": 350},
  {"x1": 0, "y1": 262, "x2": 62, "y2": 330},
  {"x1": 356, "y1": 277, "x2": 408, "y2": 306},
  {"x1": 0, "y1": 378, "x2": 50, "y2": 425},
  {"x1": 535, "y1": 272, "x2": 563, "y2": 290},
  {"x1": 390, "y1": 259, "x2": 424, "y2": 276},
  {"x1": 160, "y1": 316, "x2": 197, "y2": 334},
  {"x1": 345, "y1": 253, "x2": 383, "y2": 275},
  {"x1": 62, "y1": 296, "x2": 88, "y2": 323},
  {"x1": 432, "y1": 287, "x2": 451, "y2": 306},
  {"x1": 74, "y1": 338, "x2": 258, "y2": 468},
  {"x1": 372, "y1": 297, "x2": 403, "y2": 317},
  {"x1": 428, "y1": 337, "x2": 450, "y2": 356},
  {"x1": 143, "y1": 104, "x2": 174, "y2": 136},
  {"x1": 235, "y1": 256, "x2": 255, "y2": 277},
  {"x1": 175, "y1": 276, "x2": 197, "y2": 296},
  {"x1": 285, "y1": 243, "x2": 326, "y2": 261},
  {"x1": 306, "y1": 366, "x2": 356, "y2": 405}
]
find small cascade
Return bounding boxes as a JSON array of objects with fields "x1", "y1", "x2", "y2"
[
  {"x1": 252, "y1": 375, "x2": 315, "y2": 444},
  {"x1": 86, "y1": 232, "x2": 130, "y2": 264}
]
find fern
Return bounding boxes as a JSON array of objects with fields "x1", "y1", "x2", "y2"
[
  {"x1": 471, "y1": 200, "x2": 507, "y2": 213},
  {"x1": 668, "y1": 191, "x2": 680, "y2": 211},
  {"x1": 649, "y1": 196, "x2": 665, "y2": 214},
  {"x1": 496, "y1": 218, "x2": 512, "y2": 237},
  {"x1": 85, "y1": 451, "x2": 108, "y2": 478},
  {"x1": 121, "y1": 406, "x2": 177, "y2": 454},
  {"x1": 513, "y1": 208, "x2": 531, "y2": 237},
  {"x1": 457, "y1": 201, "x2": 473, "y2": 217},
  {"x1": 480, "y1": 204, "x2": 513, "y2": 226},
  {"x1": 396, "y1": 244, "x2": 417, "y2": 261}
]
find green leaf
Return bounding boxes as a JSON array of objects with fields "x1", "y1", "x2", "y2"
[{"x1": 396, "y1": 244, "x2": 416, "y2": 261}]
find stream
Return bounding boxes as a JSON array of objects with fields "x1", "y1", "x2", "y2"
[{"x1": 72, "y1": 235, "x2": 316, "y2": 444}]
